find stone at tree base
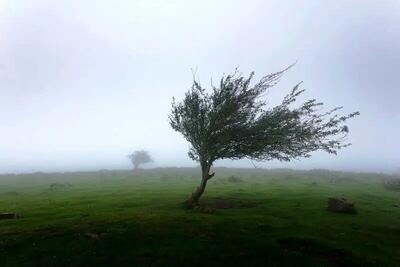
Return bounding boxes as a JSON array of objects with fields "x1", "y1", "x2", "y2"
[
  {"x1": 0, "y1": 213, "x2": 18, "y2": 220},
  {"x1": 327, "y1": 197, "x2": 356, "y2": 213}
]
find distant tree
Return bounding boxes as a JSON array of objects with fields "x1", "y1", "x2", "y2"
[
  {"x1": 169, "y1": 66, "x2": 359, "y2": 207},
  {"x1": 128, "y1": 150, "x2": 153, "y2": 170}
]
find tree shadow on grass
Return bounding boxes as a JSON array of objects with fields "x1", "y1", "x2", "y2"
[{"x1": 192, "y1": 197, "x2": 262, "y2": 213}]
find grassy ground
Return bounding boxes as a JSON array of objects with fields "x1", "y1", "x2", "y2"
[{"x1": 0, "y1": 168, "x2": 399, "y2": 266}]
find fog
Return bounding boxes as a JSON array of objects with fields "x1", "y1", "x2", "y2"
[{"x1": 0, "y1": 0, "x2": 399, "y2": 174}]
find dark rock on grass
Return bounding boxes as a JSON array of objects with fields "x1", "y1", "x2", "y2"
[
  {"x1": 0, "y1": 213, "x2": 18, "y2": 220},
  {"x1": 327, "y1": 197, "x2": 356, "y2": 213}
]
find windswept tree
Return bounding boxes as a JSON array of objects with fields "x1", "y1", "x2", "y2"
[
  {"x1": 128, "y1": 150, "x2": 153, "y2": 170},
  {"x1": 169, "y1": 66, "x2": 359, "y2": 207}
]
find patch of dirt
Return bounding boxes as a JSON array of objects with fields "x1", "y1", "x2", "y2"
[
  {"x1": 193, "y1": 206, "x2": 217, "y2": 214},
  {"x1": 199, "y1": 197, "x2": 260, "y2": 210},
  {"x1": 278, "y1": 237, "x2": 355, "y2": 266}
]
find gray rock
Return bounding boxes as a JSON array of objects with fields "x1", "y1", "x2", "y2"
[{"x1": 327, "y1": 197, "x2": 356, "y2": 213}]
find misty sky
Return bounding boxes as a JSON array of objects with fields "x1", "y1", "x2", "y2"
[{"x1": 0, "y1": 0, "x2": 399, "y2": 173}]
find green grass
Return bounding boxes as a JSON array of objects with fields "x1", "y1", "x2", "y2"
[{"x1": 0, "y1": 168, "x2": 399, "y2": 266}]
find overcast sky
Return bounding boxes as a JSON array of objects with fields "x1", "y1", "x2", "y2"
[{"x1": 0, "y1": 0, "x2": 399, "y2": 173}]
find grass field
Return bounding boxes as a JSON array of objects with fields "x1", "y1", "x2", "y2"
[{"x1": 1, "y1": 168, "x2": 399, "y2": 266}]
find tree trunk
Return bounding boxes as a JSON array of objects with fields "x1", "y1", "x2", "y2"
[
  {"x1": 185, "y1": 162, "x2": 215, "y2": 208},
  {"x1": 133, "y1": 163, "x2": 139, "y2": 170}
]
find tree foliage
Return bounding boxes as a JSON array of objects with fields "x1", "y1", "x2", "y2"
[{"x1": 128, "y1": 150, "x2": 153, "y2": 170}]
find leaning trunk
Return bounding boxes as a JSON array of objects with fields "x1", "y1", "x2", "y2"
[
  {"x1": 133, "y1": 163, "x2": 139, "y2": 170},
  {"x1": 187, "y1": 175, "x2": 208, "y2": 205},
  {"x1": 185, "y1": 163, "x2": 215, "y2": 208}
]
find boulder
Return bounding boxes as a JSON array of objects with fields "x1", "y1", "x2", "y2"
[{"x1": 327, "y1": 197, "x2": 356, "y2": 213}]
